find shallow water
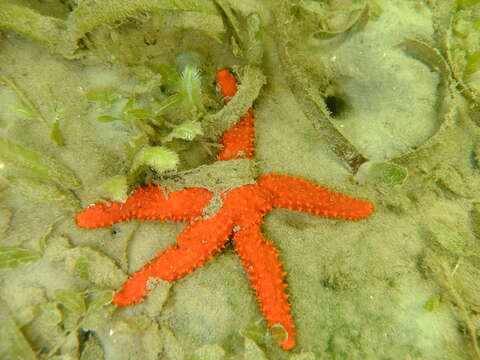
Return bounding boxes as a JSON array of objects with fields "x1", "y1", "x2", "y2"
[{"x1": 1, "y1": 0, "x2": 479, "y2": 359}]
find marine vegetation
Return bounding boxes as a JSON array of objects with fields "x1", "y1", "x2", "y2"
[{"x1": 1, "y1": 0, "x2": 480, "y2": 359}]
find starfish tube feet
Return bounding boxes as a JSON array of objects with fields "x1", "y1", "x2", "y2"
[
  {"x1": 258, "y1": 174, "x2": 373, "y2": 220},
  {"x1": 113, "y1": 214, "x2": 234, "y2": 307},
  {"x1": 234, "y1": 226, "x2": 296, "y2": 350}
]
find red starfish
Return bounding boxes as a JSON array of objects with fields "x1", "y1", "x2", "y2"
[{"x1": 76, "y1": 70, "x2": 373, "y2": 350}]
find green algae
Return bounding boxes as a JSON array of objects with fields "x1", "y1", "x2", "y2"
[
  {"x1": 243, "y1": 337, "x2": 267, "y2": 360},
  {"x1": 356, "y1": 161, "x2": 408, "y2": 187},
  {"x1": 83, "y1": 58, "x2": 226, "y2": 188},
  {"x1": 0, "y1": 1, "x2": 71, "y2": 56},
  {"x1": 86, "y1": 290, "x2": 114, "y2": 315},
  {"x1": 1, "y1": 76, "x2": 49, "y2": 127},
  {"x1": 0, "y1": 208, "x2": 12, "y2": 235},
  {"x1": 423, "y1": 294, "x2": 441, "y2": 312},
  {"x1": 7, "y1": 176, "x2": 80, "y2": 210},
  {"x1": 458, "y1": 0, "x2": 480, "y2": 7},
  {"x1": 215, "y1": 0, "x2": 263, "y2": 66},
  {"x1": 0, "y1": 247, "x2": 41, "y2": 269},
  {"x1": 79, "y1": 334, "x2": 104, "y2": 360},
  {"x1": 67, "y1": 0, "x2": 220, "y2": 44},
  {"x1": 64, "y1": 246, "x2": 127, "y2": 288},
  {"x1": 0, "y1": 138, "x2": 80, "y2": 189},
  {"x1": 0, "y1": 0, "x2": 223, "y2": 58},
  {"x1": 298, "y1": 0, "x2": 372, "y2": 38},
  {"x1": 36, "y1": 302, "x2": 62, "y2": 327},
  {"x1": 54, "y1": 289, "x2": 86, "y2": 314},
  {"x1": 0, "y1": 300, "x2": 37, "y2": 360},
  {"x1": 176, "y1": 65, "x2": 206, "y2": 114},
  {"x1": 448, "y1": 2, "x2": 480, "y2": 103},
  {"x1": 163, "y1": 120, "x2": 204, "y2": 142},
  {"x1": 100, "y1": 175, "x2": 128, "y2": 203},
  {"x1": 131, "y1": 145, "x2": 180, "y2": 174}
]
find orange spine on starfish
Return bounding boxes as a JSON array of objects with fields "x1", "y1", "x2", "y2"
[
  {"x1": 234, "y1": 226, "x2": 296, "y2": 350},
  {"x1": 76, "y1": 185, "x2": 213, "y2": 229},
  {"x1": 215, "y1": 69, "x2": 256, "y2": 161},
  {"x1": 258, "y1": 173, "x2": 373, "y2": 220},
  {"x1": 113, "y1": 213, "x2": 234, "y2": 307}
]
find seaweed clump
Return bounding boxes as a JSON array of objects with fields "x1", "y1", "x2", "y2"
[{"x1": 449, "y1": 0, "x2": 480, "y2": 104}]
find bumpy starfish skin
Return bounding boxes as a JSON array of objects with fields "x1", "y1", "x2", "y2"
[
  {"x1": 258, "y1": 173, "x2": 373, "y2": 220},
  {"x1": 77, "y1": 185, "x2": 213, "y2": 228},
  {"x1": 234, "y1": 225, "x2": 295, "y2": 350},
  {"x1": 113, "y1": 212, "x2": 233, "y2": 306},
  {"x1": 76, "y1": 69, "x2": 374, "y2": 351},
  {"x1": 216, "y1": 70, "x2": 256, "y2": 161}
]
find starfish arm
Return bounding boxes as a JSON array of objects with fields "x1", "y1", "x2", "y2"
[
  {"x1": 76, "y1": 185, "x2": 213, "y2": 229},
  {"x1": 112, "y1": 213, "x2": 234, "y2": 307},
  {"x1": 75, "y1": 201, "x2": 128, "y2": 229},
  {"x1": 215, "y1": 69, "x2": 256, "y2": 161},
  {"x1": 258, "y1": 173, "x2": 374, "y2": 220},
  {"x1": 217, "y1": 109, "x2": 256, "y2": 161},
  {"x1": 216, "y1": 69, "x2": 238, "y2": 99},
  {"x1": 233, "y1": 225, "x2": 296, "y2": 350}
]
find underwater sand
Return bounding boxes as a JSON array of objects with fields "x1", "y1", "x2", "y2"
[{"x1": 1, "y1": 0, "x2": 480, "y2": 359}]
